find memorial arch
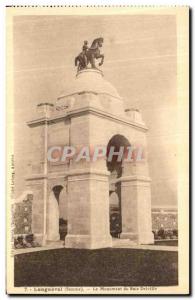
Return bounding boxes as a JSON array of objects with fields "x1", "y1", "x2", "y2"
[{"x1": 27, "y1": 68, "x2": 154, "y2": 248}]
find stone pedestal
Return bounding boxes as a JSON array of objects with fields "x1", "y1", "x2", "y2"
[{"x1": 65, "y1": 169, "x2": 112, "y2": 249}]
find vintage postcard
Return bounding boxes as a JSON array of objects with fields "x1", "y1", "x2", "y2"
[{"x1": 6, "y1": 6, "x2": 189, "y2": 295}]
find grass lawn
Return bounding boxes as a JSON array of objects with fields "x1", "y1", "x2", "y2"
[{"x1": 15, "y1": 248, "x2": 178, "y2": 287}]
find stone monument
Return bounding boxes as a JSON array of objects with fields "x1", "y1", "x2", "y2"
[{"x1": 26, "y1": 38, "x2": 154, "y2": 249}]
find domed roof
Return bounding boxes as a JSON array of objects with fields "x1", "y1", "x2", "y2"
[{"x1": 58, "y1": 69, "x2": 121, "y2": 100}]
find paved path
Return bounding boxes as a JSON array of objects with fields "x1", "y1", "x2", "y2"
[
  {"x1": 13, "y1": 239, "x2": 177, "y2": 255},
  {"x1": 13, "y1": 243, "x2": 65, "y2": 256},
  {"x1": 112, "y1": 240, "x2": 178, "y2": 252}
]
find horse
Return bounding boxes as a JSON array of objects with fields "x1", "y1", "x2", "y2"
[
  {"x1": 74, "y1": 54, "x2": 86, "y2": 71},
  {"x1": 75, "y1": 37, "x2": 104, "y2": 71}
]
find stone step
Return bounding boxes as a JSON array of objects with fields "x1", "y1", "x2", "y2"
[
  {"x1": 46, "y1": 240, "x2": 64, "y2": 247},
  {"x1": 112, "y1": 238, "x2": 137, "y2": 246}
]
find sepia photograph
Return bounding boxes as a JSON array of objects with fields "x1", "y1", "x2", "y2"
[{"x1": 6, "y1": 6, "x2": 189, "y2": 295}]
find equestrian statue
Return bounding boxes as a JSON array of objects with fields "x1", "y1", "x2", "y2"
[{"x1": 75, "y1": 37, "x2": 104, "y2": 71}]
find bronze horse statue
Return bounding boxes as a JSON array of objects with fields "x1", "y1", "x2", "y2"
[{"x1": 75, "y1": 37, "x2": 104, "y2": 71}]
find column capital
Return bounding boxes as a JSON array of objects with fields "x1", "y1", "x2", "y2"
[{"x1": 120, "y1": 175, "x2": 151, "y2": 182}]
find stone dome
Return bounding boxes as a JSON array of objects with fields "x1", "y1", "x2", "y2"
[{"x1": 58, "y1": 68, "x2": 121, "y2": 100}]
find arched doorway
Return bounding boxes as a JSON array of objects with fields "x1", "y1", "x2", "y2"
[
  {"x1": 107, "y1": 134, "x2": 131, "y2": 238},
  {"x1": 46, "y1": 185, "x2": 68, "y2": 242}
]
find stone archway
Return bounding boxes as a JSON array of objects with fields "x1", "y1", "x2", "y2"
[
  {"x1": 46, "y1": 185, "x2": 66, "y2": 242},
  {"x1": 106, "y1": 134, "x2": 131, "y2": 238}
]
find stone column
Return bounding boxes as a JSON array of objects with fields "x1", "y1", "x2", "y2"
[
  {"x1": 65, "y1": 168, "x2": 112, "y2": 249},
  {"x1": 46, "y1": 191, "x2": 60, "y2": 241},
  {"x1": 26, "y1": 102, "x2": 54, "y2": 245},
  {"x1": 65, "y1": 112, "x2": 112, "y2": 249},
  {"x1": 120, "y1": 161, "x2": 154, "y2": 244}
]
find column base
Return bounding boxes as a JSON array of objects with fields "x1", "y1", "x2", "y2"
[
  {"x1": 120, "y1": 232, "x2": 138, "y2": 242},
  {"x1": 65, "y1": 234, "x2": 112, "y2": 249},
  {"x1": 46, "y1": 233, "x2": 60, "y2": 241},
  {"x1": 138, "y1": 231, "x2": 154, "y2": 245},
  {"x1": 120, "y1": 231, "x2": 154, "y2": 245},
  {"x1": 34, "y1": 233, "x2": 46, "y2": 246},
  {"x1": 34, "y1": 233, "x2": 61, "y2": 246}
]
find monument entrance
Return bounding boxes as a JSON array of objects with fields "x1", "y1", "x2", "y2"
[{"x1": 107, "y1": 134, "x2": 130, "y2": 238}]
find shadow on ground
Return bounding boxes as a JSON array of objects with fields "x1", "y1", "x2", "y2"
[{"x1": 14, "y1": 248, "x2": 178, "y2": 286}]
